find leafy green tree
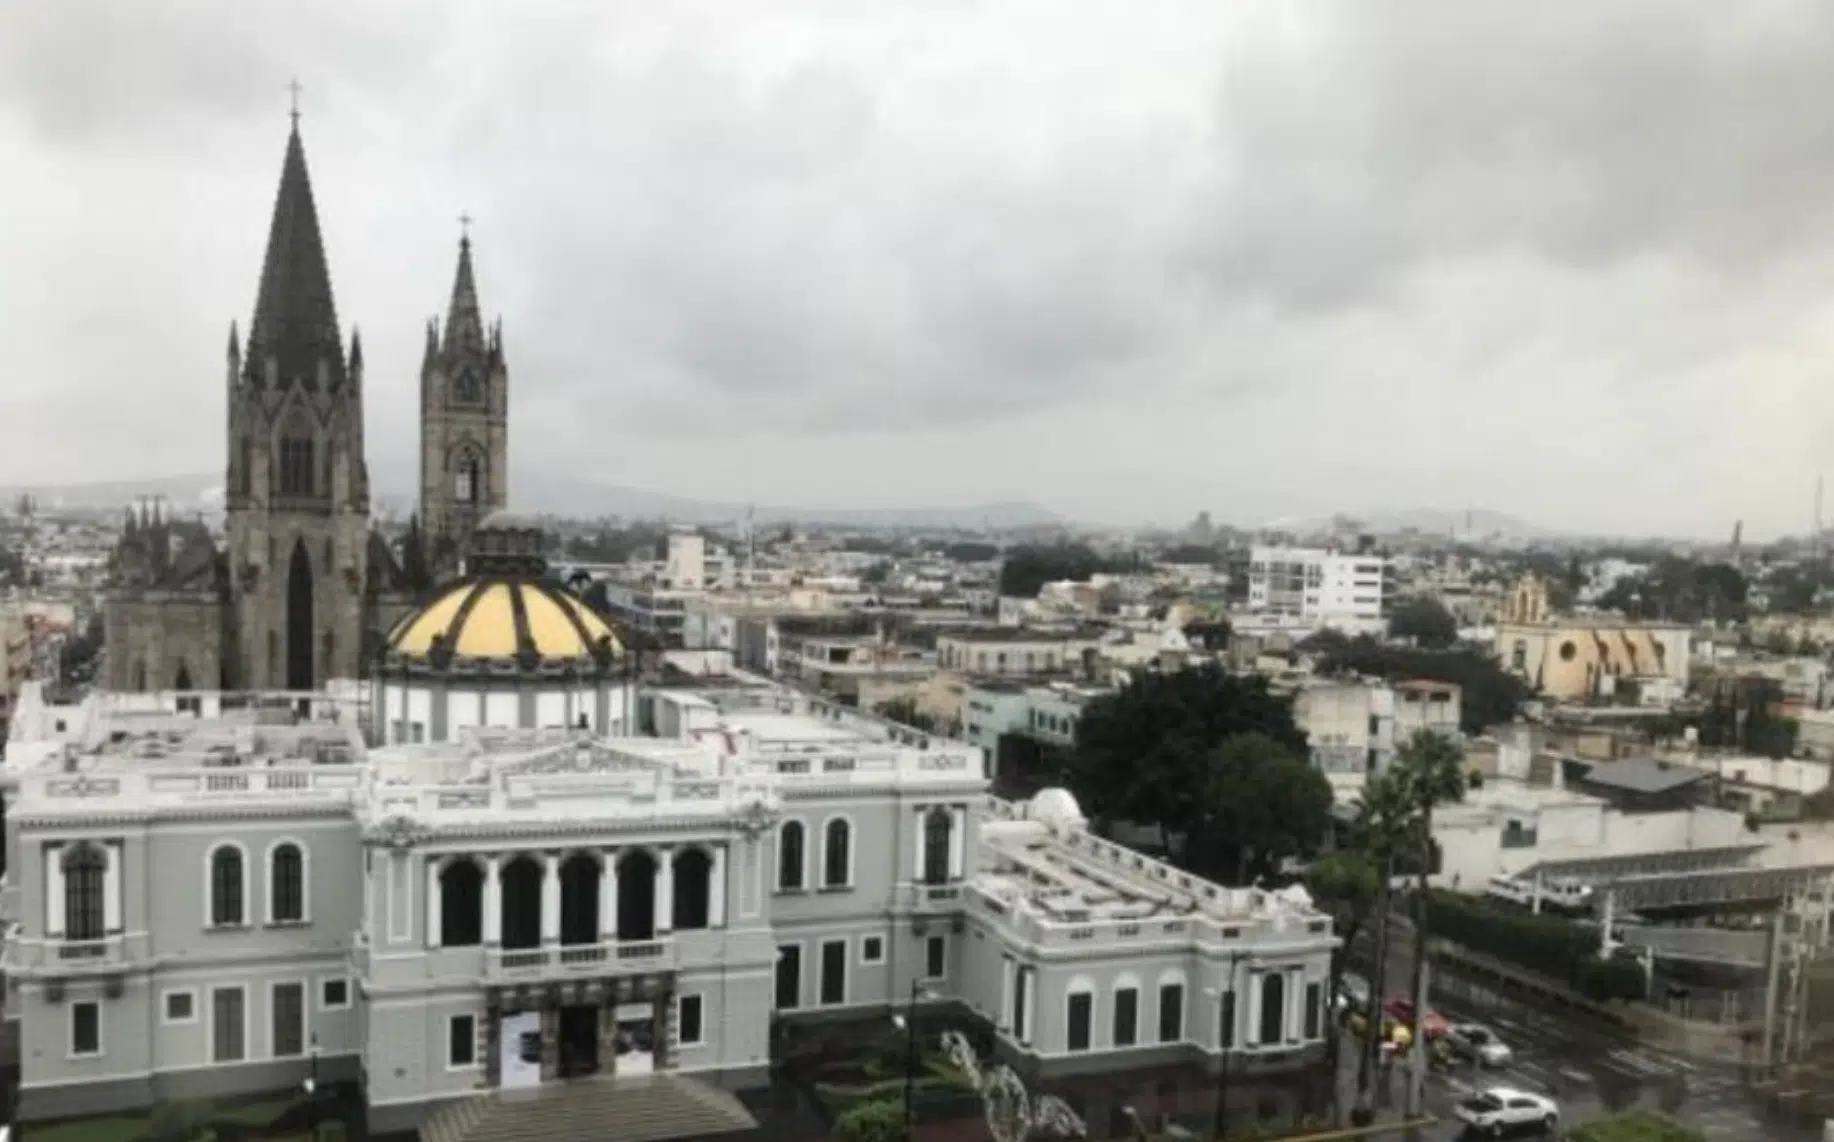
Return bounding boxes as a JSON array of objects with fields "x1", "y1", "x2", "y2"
[
  {"x1": 1387, "y1": 596, "x2": 1459, "y2": 648},
  {"x1": 1345, "y1": 771, "x2": 1418, "y2": 1109},
  {"x1": 874, "y1": 696, "x2": 936, "y2": 734},
  {"x1": 1066, "y1": 665, "x2": 1308, "y2": 864},
  {"x1": 833, "y1": 1096, "x2": 906, "y2": 1142},
  {"x1": 1597, "y1": 558, "x2": 1747, "y2": 623},
  {"x1": 1199, "y1": 733, "x2": 1334, "y2": 884},
  {"x1": 1309, "y1": 634, "x2": 1527, "y2": 733},
  {"x1": 998, "y1": 543, "x2": 1120, "y2": 598},
  {"x1": 1304, "y1": 848, "x2": 1380, "y2": 1059}
]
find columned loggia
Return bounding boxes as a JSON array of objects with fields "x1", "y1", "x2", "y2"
[{"x1": 430, "y1": 843, "x2": 730, "y2": 949}]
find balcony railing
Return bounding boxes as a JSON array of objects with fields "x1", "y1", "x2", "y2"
[
  {"x1": 485, "y1": 938, "x2": 675, "y2": 980},
  {"x1": 4, "y1": 932, "x2": 151, "y2": 975},
  {"x1": 898, "y1": 882, "x2": 966, "y2": 912}
]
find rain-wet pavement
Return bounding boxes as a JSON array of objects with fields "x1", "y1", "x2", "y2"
[{"x1": 1353, "y1": 936, "x2": 1826, "y2": 1141}]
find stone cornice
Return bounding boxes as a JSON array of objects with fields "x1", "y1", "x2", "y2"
[{"x1": 13, "y1": 801, "x2": 354, "y2": 831}]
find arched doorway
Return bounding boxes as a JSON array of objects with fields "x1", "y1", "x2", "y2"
[
  {"x1": 500, "y1": 856, "x2": 542, "y2": 950},
  {"x1": 173, "y1": 663, "x2": 193, "y2": 691},
  {"x1": 672, "y1": 848, "x2": 711, "y2": 930},
  {"x1": 285, "y1": 539, "x2": 314, "y2": 690},
  {"x1": 616, "y1": 850, "x2": 657, "y2": 941},
  {"x1": 559, "y1": 854, "x2": 601, "y2": 945}
]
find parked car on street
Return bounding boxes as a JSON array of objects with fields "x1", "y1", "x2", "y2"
[
  {"x1": 1445, "y1": 1022, "x2": 1514, "y2": 1067},
  {"x1": 1382, "y1": 995, "x2": 1449, "y2": 1039},
  {"x1": 1454, "y1": 1086, "x2": 1559, "y2": 1136}
]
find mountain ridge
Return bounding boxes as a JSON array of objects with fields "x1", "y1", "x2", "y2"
[{"x1": 0, "y1": 470, "x2": 1062, "y2": 530}]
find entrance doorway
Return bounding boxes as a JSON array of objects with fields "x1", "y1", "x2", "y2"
[
  {"x1": 612, "y1": 1003, "x2": 655, "y2": 1076},
  {"x1": 557, "y1": 1005, "x2": 600, "y2": 1078},
  {"x1": 500, "y1": 1011, "x2": 542, "y2": 1090}
]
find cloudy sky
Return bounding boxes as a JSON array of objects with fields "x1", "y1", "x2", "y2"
[{"x1": 5, "y1": 1, "x2": 1834, "y2": 537}]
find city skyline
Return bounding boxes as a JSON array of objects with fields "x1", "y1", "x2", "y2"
[{"x1": 6, "y1": 2, "x2": 1834, "y2": 539}]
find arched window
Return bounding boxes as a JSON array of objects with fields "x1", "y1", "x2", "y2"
[
  {"x1": 672, "y1": 848, "x2": 712, "y2": 930},
  {"x1": 616, "y1": 849, "x2": 657, "y2": 942},
  {"x1": 454, "y1": 452, "x2": 481, "y2": 505},
  {"x1": 1259, "y1": 972, "x2": 1286, "y2": 1046},
  {"x1": 269, "y1": 842, "x2": 306, "y2": 924},
  {"x1": 63, "y1": 844, "x2": 106, "y2": 942},
  {"x1": 822, "y1": 818, "x2": 852, "y2": 889},
  {"x1": 558, "y1": 854, "x2": 601, "y2": 945},
  {"x1": 922, "y1": 808, "x2": 953, "y2": 885},
  {"x1": 500, "y1": 856, "x2": 542, "y2": 951},
  {"x1": 209, "y1": 845, "x2": 245, "y2": 927},
  {"x1": 440, "y1": 859, "x2": 484, "y2": 947},
  {"x1": 277, "y1": 432, "x2": 316, "y2": 498},
  {"x1": 777, "y1": 821, "x2": 806, "y2": 892},
  {"x1": 454, "y1": 369, "x2": 482, "y2": 404}
]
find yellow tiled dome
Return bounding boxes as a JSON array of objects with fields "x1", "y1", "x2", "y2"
[{"x1": 385, "y1": 579, "x2": 623, "y2": 668}]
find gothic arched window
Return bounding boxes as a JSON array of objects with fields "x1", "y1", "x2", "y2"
[
  {"x1": 277, "y1": 433, "x2": 316, "y2": 497},
  {"x1": 454, "y1": 452, "x2": 482, "y2": 505},
  {"x1": 454, "y1": 369, "x2": 482, "y2": 404},
  {"x1": 63, "y1": 844, "x2": 106, "y2": 942}
]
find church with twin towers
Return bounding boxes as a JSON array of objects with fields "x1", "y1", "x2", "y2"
[{"x1": 103, "y1": 112, "x2": 511, "y2": 694}]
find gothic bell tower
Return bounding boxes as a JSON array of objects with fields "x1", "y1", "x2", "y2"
[
  {"x1": 419, "y1": 228, "x2": 509, "y2": 577},
  {"x1": 224, "y1": 114, "x2": 370, "y2": 690}
]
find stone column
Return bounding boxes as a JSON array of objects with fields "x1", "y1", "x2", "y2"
[
  {"x1": 45, "y1": 846, "x2": 65, "y2": 938},
  {"x1": 426, "y1": 858, "x2": 443, "y2": 948},
  {"x1": 655, "y1": 847, "x2": 674, "y2": 936},
  {"x1": 949, "y1": 805, "x2": 967, "y2": 879},
  {"x1": 483, "y1": 854, "x2": 502, "y2": 945},
  {"x1": 600, "y1": 849, "x2": 618, "y2": 942},
  {"x1": 539, "y1": 1003, "x2": 559, "y2": 1083},
  {"x1": 912, "y1": 806, "x2": 927, "y2": 881},
  {"x1": 102, "y1": 842, "x2": 122, "y2": 934},
  {"x1": 710, "y1": 845, "x2": 727, "y2": 928},
  {"x1": 542, "y1": 852, "x2": 562, "y2": 945}
]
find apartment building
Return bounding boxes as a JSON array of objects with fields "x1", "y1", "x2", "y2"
[{"x1": 1245, "y1": 546, "x2": 1389, "y2": 634}]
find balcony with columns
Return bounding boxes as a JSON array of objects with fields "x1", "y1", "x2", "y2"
[{"x1": 369, "y1": 842, "x2": 736, "y2": 988}]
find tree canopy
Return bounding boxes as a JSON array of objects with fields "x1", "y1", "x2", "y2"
[
  {"x1": 1386, "y1": 595, "x2": 1458, "y2": 648},
  {"x1": 1065, "y1": 665, "x2": 1331, "y2": 883},
  {"x1": 998, "y1": 543, "x2": 1125, "y2": 598},
  {"x1": 1596, "y1": 558, "x2": 1747, "y2": 623},
  {"x1": 1306, "y1": 631, "x2": 1527, "y2": 734}
]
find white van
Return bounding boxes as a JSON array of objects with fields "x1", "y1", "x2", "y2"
[{"x1": 1487, "y1": 874, "x2": 1593, "y2": 912}]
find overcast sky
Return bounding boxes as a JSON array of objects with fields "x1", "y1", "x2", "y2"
[{"x1": 6, "y1": 1, "x2": 1834, "y2": 537}]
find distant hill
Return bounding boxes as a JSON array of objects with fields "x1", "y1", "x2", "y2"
[
  {"x1": 1, "y1": 469, "x2": 1062, "y2": 531},
  {"x1": 1264, "y1": 507, "x2": 1552, "y2": 541}
]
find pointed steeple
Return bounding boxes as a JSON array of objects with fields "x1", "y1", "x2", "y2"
[
  {"x1": 442, "y1": 232, "x2": 486, "y2": 352},
  {"x1": 246, "y1": 120, "x2": 345, "y2": 390}
]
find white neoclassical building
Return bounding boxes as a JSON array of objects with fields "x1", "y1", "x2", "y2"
[{"x1": 1, "y1": 677, "x2": 1338, "y2": 1141}]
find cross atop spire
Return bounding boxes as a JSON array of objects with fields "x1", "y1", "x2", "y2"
[
  {"x1": 459, "y1": 211, "x2": 473, "y2": 242},
  {"x1": 247, "y1": 114, "x2": 344, "y2": 389},
  {"x1": 288, "y1": 78, "x2": 303, "y2": 130}
]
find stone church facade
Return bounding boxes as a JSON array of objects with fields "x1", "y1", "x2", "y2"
[{"x1": 103, "y1": 119, "x2": 511, "y2": 693}]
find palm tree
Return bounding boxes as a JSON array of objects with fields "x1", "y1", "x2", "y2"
[
  {"x1": 1346, "y1": 771, "x2": 1415, "y2": 1118},
  {"x1": 1388, "y1": 730, "x2": 1467, "y2": 1116}
]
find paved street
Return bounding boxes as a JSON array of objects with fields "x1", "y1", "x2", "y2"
[{"x1": 1348, "y1": 935, "x2": 1826, "y2": 1141}]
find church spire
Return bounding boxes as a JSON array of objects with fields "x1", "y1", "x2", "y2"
[
  {"x1": 442, "y1": 224, "x2": 485, "y2": 352},
  {"x1": 246, "y1": 118, "x2": 344, "y2": 390}
]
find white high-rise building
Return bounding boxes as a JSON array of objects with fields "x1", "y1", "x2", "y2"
[{"x1": 1246, "y1": 545, "x2": 1389, "y2": 634}]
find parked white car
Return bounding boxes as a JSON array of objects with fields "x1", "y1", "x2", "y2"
[
  {"x1": 1447, "y1": 1022, "x2": 1514, "y2": 1067},
  {"x1": 1454, "y1": 1087, "x2": 1559, "y2": 1136}
]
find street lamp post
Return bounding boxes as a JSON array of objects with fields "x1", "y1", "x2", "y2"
[
  {"x1": 304, "y1": 1032, "x2": 320, "y2": 1142},
  {"x1": 1210, "y1": 951, "x2": 1243, "y2": 1142},
  {"x1": 894, "y1": 980, "x2": 933, "y2": 1142}
]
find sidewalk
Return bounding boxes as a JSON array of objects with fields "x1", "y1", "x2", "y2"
[{"x1": 1328, "y1": 1034, "x2": 1438, "y2": 1140}]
